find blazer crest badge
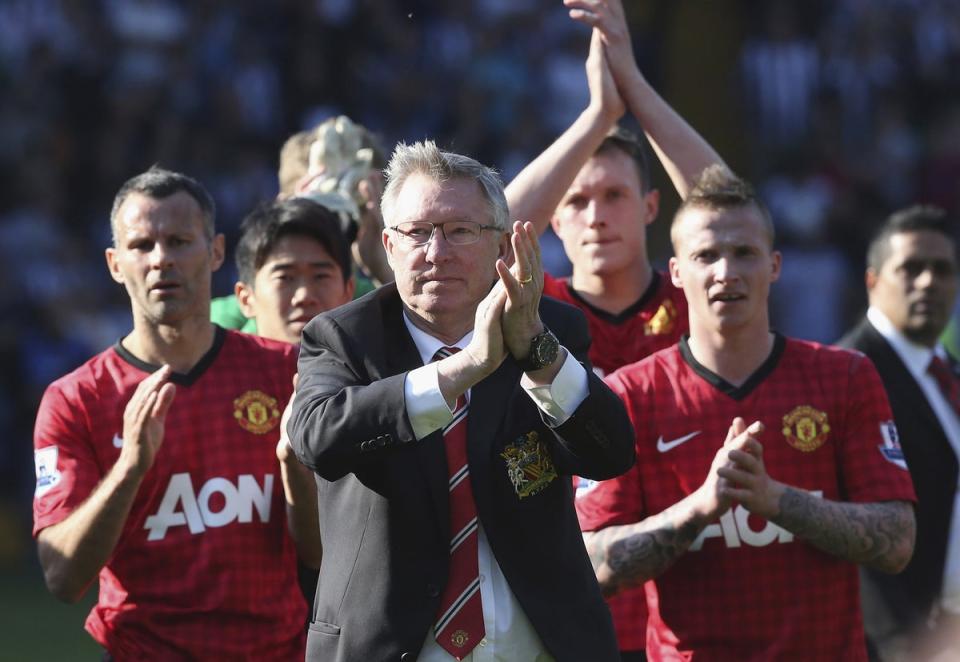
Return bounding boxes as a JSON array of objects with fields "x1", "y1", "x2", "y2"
[
  {"x1": 500, "y1": 431, "x2": 557, "y2": 498},
  {"x1": 782, "y1": 405, "x2": 830, "y2": 452}
]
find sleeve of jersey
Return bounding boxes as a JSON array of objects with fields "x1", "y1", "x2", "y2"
[
  {"x1": 32, "y1": 383, "x2": 103, "y2": 536},
  {"x1": 837, "y1": 354, "x2": 917, "y2": 504},
  {"x1": 575, "y1": 371, "x2": 646, "y2": 531}
]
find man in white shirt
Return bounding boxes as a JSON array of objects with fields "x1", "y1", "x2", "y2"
[
  {"x1": 839, "y1": 205, "x2": 960, "y2": 659},
  {"x1": 288, "y1": 141, "x2": 634, "y2": 661}
]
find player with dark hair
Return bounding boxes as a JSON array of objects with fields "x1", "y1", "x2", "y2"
[
  {"x1": 577, "y1": 165, "x2": 917, "y2": 660},
  {"x1": 212, "y1": 116, "x2": 391, "y2": 330},
  {"x1": 32, "y1": 166, "x2": 313, "y2": 659},
  {"x1": 233, "y1": 197, "x2": 355, "y2": 343}
]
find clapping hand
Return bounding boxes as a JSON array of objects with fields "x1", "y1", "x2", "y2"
[
  {"x1": 496, "y1": 221, "x2": 546, "y2": 361},
  {"x1": 119, "y1": 365, "x2": 176, "y2": 476}
]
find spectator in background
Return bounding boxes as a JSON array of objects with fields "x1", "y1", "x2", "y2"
[
  {"x1": 578, "y1": 166, "x2": 916, "y2": 660},
  {"x1": 739, "y1": 1, "x2": 820, "y2": 157},
  {"x1": 839, "y1": 206, "x2": 960, "y2": 660},
  {"x1": 32, "y1": 167, "x2": 316, "y2": 658},
  {"x1": 761, "y1": 151, "x2": 849, "y2": 343}
]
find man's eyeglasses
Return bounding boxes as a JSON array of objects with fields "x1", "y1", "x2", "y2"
[{"x1": 391, "y1": 221, "x2": 502, "y2": 246}]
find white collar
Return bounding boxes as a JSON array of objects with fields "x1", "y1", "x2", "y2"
[
  {"x1": 866, "y1": 306, "x2": 945, "y2": 378},
  {"x1": 402, "y1": 311, "x2": 473, "y2": 366}
]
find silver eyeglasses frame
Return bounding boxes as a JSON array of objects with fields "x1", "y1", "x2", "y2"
[{"x1": 390, "y1": 220, "x2": 503, "y2": 246}]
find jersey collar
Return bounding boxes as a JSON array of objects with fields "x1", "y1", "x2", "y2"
[
  {"x1": 565, "y1": 270, "x2": 662, "y2": 325},
  {"x1": 113, "y1": 325, "x2": 227, "y2": 386},
  {"x1": 678, "y1": 332, "x2": 786, "y2": 401}
]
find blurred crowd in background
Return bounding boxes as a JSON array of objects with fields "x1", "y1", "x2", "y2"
[{"x1": 2, "y1": 0, "x2": 960, "y2": 568}]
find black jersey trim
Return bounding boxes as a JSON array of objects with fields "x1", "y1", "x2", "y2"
[
  {"x1": 678, "y1": 332, "x2": 786, "y2": 401},
  {"x1": 565, "y1": 271, "x2": 662, "y2": 325},
  {"x1": 113, "y1": 325, "x2": 227, "y2": 386}
]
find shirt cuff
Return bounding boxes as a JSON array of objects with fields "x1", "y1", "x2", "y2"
[
  {"x1": 404, "y1": 363, "x2": 454, "y2": 440},
  {"x1": 521, "y1": 349, "x2": 588, "y2": 426}
]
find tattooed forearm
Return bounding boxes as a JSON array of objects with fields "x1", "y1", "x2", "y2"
[
  {"x1": 772, "y1": 489, "x2": 915, "y2": 573},
  {"x1": 584, "y1": 501, "x2": 714, "y2": 597}
]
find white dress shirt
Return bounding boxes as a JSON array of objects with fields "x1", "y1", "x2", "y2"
[
  {"x1": 402, "y1": 313, "x2": 586, "y2": 662},
  {"x1": 868, "y1": 307, "x2": 960, "y2": 614}
]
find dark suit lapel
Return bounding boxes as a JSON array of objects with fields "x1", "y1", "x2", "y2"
[
  {"x1": 381, "y1": 291, "x2": 451, "y2": 541},
  {"x1": 467, "y1": 359, "x2": 517, "y2": 498},
  {"x1": 382, "y1": 289, "x2": 421, "y2": 375},
  {"x1": 859, "y1": 321, "x2": 942, "y2": 430}
]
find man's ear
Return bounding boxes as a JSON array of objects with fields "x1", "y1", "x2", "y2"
[
  {"x1": 549, "y1": 212, "x2": 563, "y2": 238},
  {"x1": 769, "y1": 250, "x2": 782, "y2": 283},
  {"x1": 668, "y1": 256, "x2": 682, "y2": 289},
  {"x1": 235, "y1": 281, "x2": 257, "y2": 318},
  {"x1": 382, "y1": 228, "x2": 397, "y2": 270},
  {"x1": 865, "y1": 267, "x2": 879, "y2": 293},
  {"x1": 210, "y1": 233, "x2": 226, "y2": 272},
  {"x1": 642, "y1": 189, "x2": 660, "y2": 227},
  {"x1": 105, "y1": 247, "x2": 124, "y2": 284},
  {"x1": 343, "y1": 276, "x2": 356, "y2": 304}
]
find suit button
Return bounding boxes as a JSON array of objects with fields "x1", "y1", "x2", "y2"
[
  {"x1": 426, "y1": 583, "x2": 440, "y2": 598},
  {"x1": 400, "y1": 653, "x2": 415, "y2": 661}
]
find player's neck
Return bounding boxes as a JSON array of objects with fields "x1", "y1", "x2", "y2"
[
  {"x1": 571, "y1": 261, "x2": 653, "y2": 315},
  {"x1": 686, "y1": 324, "x2": 775, "y2": 387},
  {"x1": 124, "y1": 315, "x2": 218, "y2": 374}
]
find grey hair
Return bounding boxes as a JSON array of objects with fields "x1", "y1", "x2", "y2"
[
  {"x1": 110, "y1": 166, "x2": 216, "y2": 244},
  {"x1": 380, "y1": 140, "x2": 509, "y2": 231}
]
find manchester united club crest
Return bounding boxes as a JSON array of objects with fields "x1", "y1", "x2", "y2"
[
  {"x1": 782, "y1": 405, "x2": 830, "y2": 452},
  {"x1": 500, "y1": 431, "x2": 558, "y2": 499},
  {"x1": 233, "y1": 390, "x2": 281, "y2": 434},
  {"x1": 450, "y1": 629, "x2": 469, "y2": 648},
  {"x1": 500, "y1": 432, "x2": 557, "y2": 499},
  {"x1": 645, "y1": 300, "x2": 677, "y2": 336}
]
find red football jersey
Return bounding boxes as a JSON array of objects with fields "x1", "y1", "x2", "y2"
[
  {"x1": 577, "y1": 336, "x2": 916, "y2": 661},
  {"x1": 33, "y1": 328, "x2": 306, "y2": 660},
  {"x1": 543, "y1": 270, "x2": 687, "y2": 378},
  {"x1": 547, "y1": 270, "x2": 687, "y2": 650}
]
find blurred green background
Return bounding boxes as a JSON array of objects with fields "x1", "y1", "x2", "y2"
[{"x1": 0, "y1": 505, "x2": 97, "y2": 659}]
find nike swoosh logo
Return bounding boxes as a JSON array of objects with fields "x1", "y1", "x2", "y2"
[
  {"x1": 656, "y1": 431, "x2": 701, "y2": 453},
  {"x1": 112, "y1": 434, "x2": 123, "y2": 448}
]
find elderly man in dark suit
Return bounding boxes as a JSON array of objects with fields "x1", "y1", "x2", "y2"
[
  {"x1": 839, "y1": 205, "x2": 960, "y2": 660},
  {"x1": 288, "y1": 140, "x2": 635, "y2": 662}
]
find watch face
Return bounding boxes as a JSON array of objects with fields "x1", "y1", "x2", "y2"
[
  {"x1": 535, "y1": 331, "x2": 559, "y2": 366},
  {"x1": 519, "y1": 329, "x2": 559, "y2": 371}
]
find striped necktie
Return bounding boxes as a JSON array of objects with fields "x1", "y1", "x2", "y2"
[
  {"x1": 929, "y1": 354, "x2": 960, "y2": 419},
  {"x1": 432, "y1": 346, "x2": 484, "y2": 659}
]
